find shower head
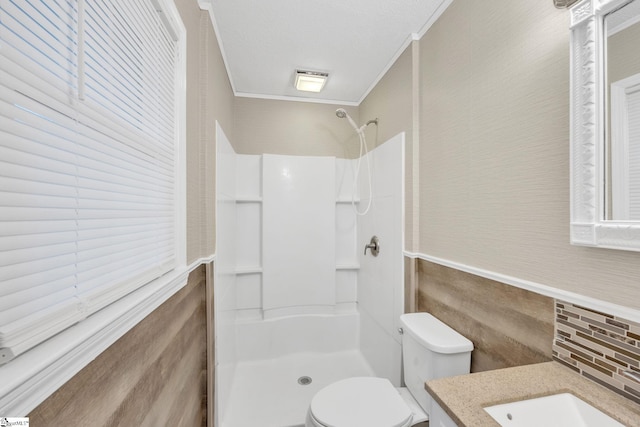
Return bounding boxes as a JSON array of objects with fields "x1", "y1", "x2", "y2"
[
  {"x1": 335, "y1": 108, "x2": 360, "y2": 133},
  {"x1": 335, "y1": 108, "x2": 348, "y2": 119}
]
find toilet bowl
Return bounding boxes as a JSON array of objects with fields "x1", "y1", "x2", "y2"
[{"x1": 305, "y1": 313, "x2": 473, "y2": 427}]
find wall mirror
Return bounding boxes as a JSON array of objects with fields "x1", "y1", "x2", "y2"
[{"x1": 570, "y1": 0, "x2": 640, "y2": 251}]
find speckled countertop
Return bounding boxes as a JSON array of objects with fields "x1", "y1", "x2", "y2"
[{"x1": 426, "y1": 361, "x2": 640, "y2": 427}]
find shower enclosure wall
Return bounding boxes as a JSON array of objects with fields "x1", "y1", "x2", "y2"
[{"x1": 215, "y1": 122, "x2": 405, "y2": 426}]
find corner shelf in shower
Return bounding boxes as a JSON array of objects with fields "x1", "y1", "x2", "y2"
[
  {"x1": 335, "y1": 263, "x2": 360, "y2": 270},
  {"x1": 235, "y1": 266, "x2": 263, "y2": 275},
  {"x1": 236, "y1": 196, "x2": 262, "y2": 203}
]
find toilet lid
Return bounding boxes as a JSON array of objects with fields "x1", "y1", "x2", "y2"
[{"x1": 310, "y1": 377, "x2": 412, "y2": 427}]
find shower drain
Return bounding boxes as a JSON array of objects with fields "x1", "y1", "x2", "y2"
[{"x1": 298, "y1": 376, "x2": 312, "y2": 386}]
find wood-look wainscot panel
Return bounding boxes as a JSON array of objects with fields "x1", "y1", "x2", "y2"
[
  {"x1": 417, "y1": 259, "x2": 554, "y2": 373},
  {"x1": 404, "y1": 256, "x2": 418, "y2": 314},
  {"x1": 28, "y1": 266, "x2": 208, "y2": 427}
]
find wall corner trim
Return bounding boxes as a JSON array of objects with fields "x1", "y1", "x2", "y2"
[
  {"x1": 0, "y1": 255, "x2": 215, "y2": 416},
  {"x1": 404, "y1": 251, "x2": 640, "y2": 324}
]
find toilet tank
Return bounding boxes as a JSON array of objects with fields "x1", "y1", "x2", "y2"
[{"x1": 400, "y1": 313, "x2": 473, "y2": 414}]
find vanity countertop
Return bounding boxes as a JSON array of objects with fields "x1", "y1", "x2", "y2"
[{"x1": 426, "y1": 361, "x2": 640, "y2": 427}]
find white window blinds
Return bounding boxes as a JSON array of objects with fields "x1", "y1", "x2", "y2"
[{"x1": 0, "y1": 0, "x2": 182, "y2": 364}]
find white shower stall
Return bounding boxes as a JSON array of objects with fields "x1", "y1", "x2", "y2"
[{"x1": 215, "y1": 122, "x2": 405, "y2": 426}]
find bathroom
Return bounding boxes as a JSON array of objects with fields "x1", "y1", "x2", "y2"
[{"x1": 1, "y1": 0, "x2": 640, "y2": 426}]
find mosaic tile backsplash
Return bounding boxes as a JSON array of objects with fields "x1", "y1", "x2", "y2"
[{"x1": 553, "y1": 301, "x2": 640, "y2": 405}]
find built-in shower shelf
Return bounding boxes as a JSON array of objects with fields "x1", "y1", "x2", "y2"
[
  {"x1": 236, "y1": 196, "x2": 262, "y2": 203},
  {"x1": 336, "y1": 263, "x2": 360, "y2": 270},
  {"x1": 236, "y1": 267, "x2": 263, "y2": 275},
  {"x1": 336, "y1": 198, "x2": 360, "y2": 204}
]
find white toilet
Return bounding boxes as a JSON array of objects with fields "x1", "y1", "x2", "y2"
[{"x1": 305, "y1": 312, "x2": 473, "y2": 427}]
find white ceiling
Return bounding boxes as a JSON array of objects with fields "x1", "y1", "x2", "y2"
[{"x1": 201, "y1": 0, "x2": 451, "y2": 105}]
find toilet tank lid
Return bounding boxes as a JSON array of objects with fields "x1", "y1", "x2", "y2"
[{"x1": 400, "y1": 313, "x2": 473, "y2": 354}]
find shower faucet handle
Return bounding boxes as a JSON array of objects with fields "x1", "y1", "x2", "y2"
[{"x1": 364, "y1": 236, "x2": 380, "y2": 256}]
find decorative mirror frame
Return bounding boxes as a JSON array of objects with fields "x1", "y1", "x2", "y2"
[{"x1": 570, "y1": 0, "x2": 640, "y2": 251}]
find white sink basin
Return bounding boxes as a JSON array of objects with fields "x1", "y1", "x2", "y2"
[{"x1": 483, "y1": 393, "x2": 625, "y2": 427}]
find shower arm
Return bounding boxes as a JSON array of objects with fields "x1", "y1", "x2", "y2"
[{"x1": 335, "y1": 108, "x2": 378, "y2": 134}]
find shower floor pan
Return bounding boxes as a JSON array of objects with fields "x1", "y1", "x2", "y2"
[{"x1": 221, "y1": 349, "x2": 374, "y2": 427}]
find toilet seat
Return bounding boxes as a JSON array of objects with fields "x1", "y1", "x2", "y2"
[{"x1": 309, "y1": 377, "x2": 413, "y2": 427}]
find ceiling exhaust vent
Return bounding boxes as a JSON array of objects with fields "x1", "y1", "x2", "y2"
[{"x1": 294, "y1": 70, "x2": 328, "y2": 93}]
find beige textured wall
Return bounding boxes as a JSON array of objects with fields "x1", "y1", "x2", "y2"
[
  {"x1": 360, "y1": 45, "x2": 416, "y2": 250},
  {"x1": 360, "y1": 46, "x2": 413, "y2": 149},
  {"x1": 418, "y1": 0, "x2": 640, "y2": 310},
  {"x1": 233, "y1": 98, "x2": 360, "y2": 158},
  {"x1": 181, "y1": 0, "x2": 234, "y2": 263}
]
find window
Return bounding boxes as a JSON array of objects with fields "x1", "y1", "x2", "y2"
[{"x1": 0, "y1": 0, "x2": 185, "y2": 365}]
